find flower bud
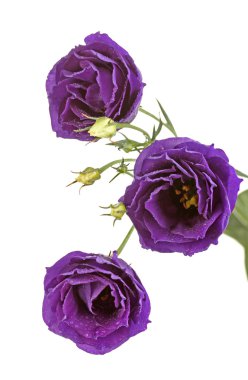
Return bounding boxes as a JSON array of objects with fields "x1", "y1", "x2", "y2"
[
  {"x1": 89, "y1": 117, "x2": 117, "y2": 138},
  {"x1": 120, "y1": 140, "x2": 139, "y2": 153},
  {"x1": 100, "y1": 202, "x2": 126, "y2": 225},
  {"x1": 67, "y1": 167, "x2": 101, "y2": 191},
  {"x1": 76, "y1": 167, "x2": 101, "y2": 185},
  {"x1": 109, "y1": 159, "x2": 134, "y2": 183},
  {"x1": 115, "y1": 161, "x2": 129, "y2": 174},
  {"x1": 110, "y1": 203, "x2": 126, "y2": 220},
  {"x1": 107, "y1": 138, "x2": 143, "y2": 153}
]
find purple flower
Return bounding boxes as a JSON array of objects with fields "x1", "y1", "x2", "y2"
[
  {"x1": 121, "y1": 138, "x2": 242, "y2": 255},
  {"x1": 42, "y1": 251, "x2": 150, "y2": 355},
  {"x1": 46, "y1": 32, "x2": 144, "y2": 141}
]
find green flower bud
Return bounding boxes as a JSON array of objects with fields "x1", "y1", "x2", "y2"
[
  {"x1": 115, "y1": 162, "x2": 129, "y2": 174},
  {"x1": 120, "y1": 140, "x2": 138, "y2": 153},
  {"x1": 76, "y1": 167, "x2": 101, "y2": 185},
  {"x1": 110, "y1": 203, "x2": 126, "y2": 220},
  {"x1": 100, "y1": 202, "x2": 126, "y2": 225},
  {"x1": 107, "y1": 137, "x2": 144, "y2": 153},
  {"x1": 89, "y1": 117, "x2": 117, "y2": 138},
  {"x1": 67, "y1": 167, "x2": 101, "y2": 191}
]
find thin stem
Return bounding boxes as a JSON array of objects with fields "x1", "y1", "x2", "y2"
[
  {"x1": 116, "y1": 123, "x2": 151, "y2": 142},
  {"x1": 117, "y1": 225, "x2": 135, "y2": 256},
  {"x1": 126, "y1": 171, "x2": 134, "y2": 178},
  {"x1": 99, "y1": 159, "x2": 136, "y2": 174}
]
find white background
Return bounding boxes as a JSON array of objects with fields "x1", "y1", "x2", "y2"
[{"x1": 1, "y1": 1, "x2": 248, "y2": 379}]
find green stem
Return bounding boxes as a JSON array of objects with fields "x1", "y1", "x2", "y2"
[
  {"x1": 99, "y1": 159, "x2": 136, "y2": 174},
  {"x1": 126, "y1": 171, "x2": 134, "y2": 178},
  {"x1": 117, "y1": 225, "x2": 135, "y2": 256},
  {"x1": 116, "y1": 123, "x2": 151, "y2": 142}
]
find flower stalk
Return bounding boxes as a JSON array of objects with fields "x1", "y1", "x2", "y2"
[
  {"x1": 116, "y1": 123, "x2": 151, "y2": 143},
  {"x1": 117, "y1": 225, "x2": 135, "y2": 256},
  {"x1": 99, "y1": 158, "x2": 136, "y2": 174}
]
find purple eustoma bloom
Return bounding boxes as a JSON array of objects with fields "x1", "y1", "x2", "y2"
[
  {"x1": 121, "y1": 138, "x2": 242, "y2": 256},
  {"x1": 42, "y1": 251, "x2": 150, "y2": 355},
  {"x1": 46, "y1": 32, "x2": 144, "y2": 141}
]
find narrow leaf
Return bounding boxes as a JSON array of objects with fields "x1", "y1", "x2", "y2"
[
  {"x1": 236, "y1": 169, "x2": 248, "y2": 179},
  {"x1": 151, "y1": 125, "x2": 156, "y2": 141},
  {"x1": 156, "y1": 99, "x2": 177, "y2": 137},
  {"x1": 154, "y1": 119, "x2": 163, "y2": 139}
]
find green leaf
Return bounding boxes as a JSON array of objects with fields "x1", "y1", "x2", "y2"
[
  {"x1": 139, "y1": 106, "x2": 177, "y2": 137},
  {"x1": 156, "y1": 99, "x2": 177, "y2": 137},
  {"x1": 235, "y1": 169, "x2": 248, "y2": 179},
  {"x1": 225, "y1": 211, "x2": 248, "y2": 247},
  {"x1": 151, "y1": 120, "x2": 163, "y2": 142},
  {"x1": 154, "y1": 119, "x2": 163, "y2": 140},
  {"x1": 233, "y1": 197, "x2": 248, "y2": 229},
  {"x1": 151, "y1": 125, "x2": 156, "y2": 141},
  {"x1": 224, "y1": 190, "x2": 248, "y2": 278},
  {"x1": 245, "y1": 247, "x2": 248, "y2": 280}
]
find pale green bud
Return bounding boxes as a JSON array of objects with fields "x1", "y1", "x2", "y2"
[
  {"x1": 110, "y1": 203, "x2": 126, "y2": 220},
  {"x1": 100, "y1": 202, "x2": 126, "y2": 225},
  {"x1": 67, "y1": 167, "x2": 101, "y2": 191},
  {"x1": 89, "y1": 117, "x2": 117, "y2": 138},
  {"x1": 76, "y1": 167, "x2": 101, "y2": 185}
]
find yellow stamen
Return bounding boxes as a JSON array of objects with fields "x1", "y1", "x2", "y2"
[
  {"x1": 183, "y1": 195, "x2": 198, "y2": 209},
  {"x1": 182, "y1": 185, "x2": 190, "y2": 192}
]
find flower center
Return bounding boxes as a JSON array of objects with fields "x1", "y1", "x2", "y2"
[
  {"x1": 173, "y1": 179, "x2": 198, "y2": 210},
  {"x1": 92, "y1": 286, "x2": 115, "y2": 315}
]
